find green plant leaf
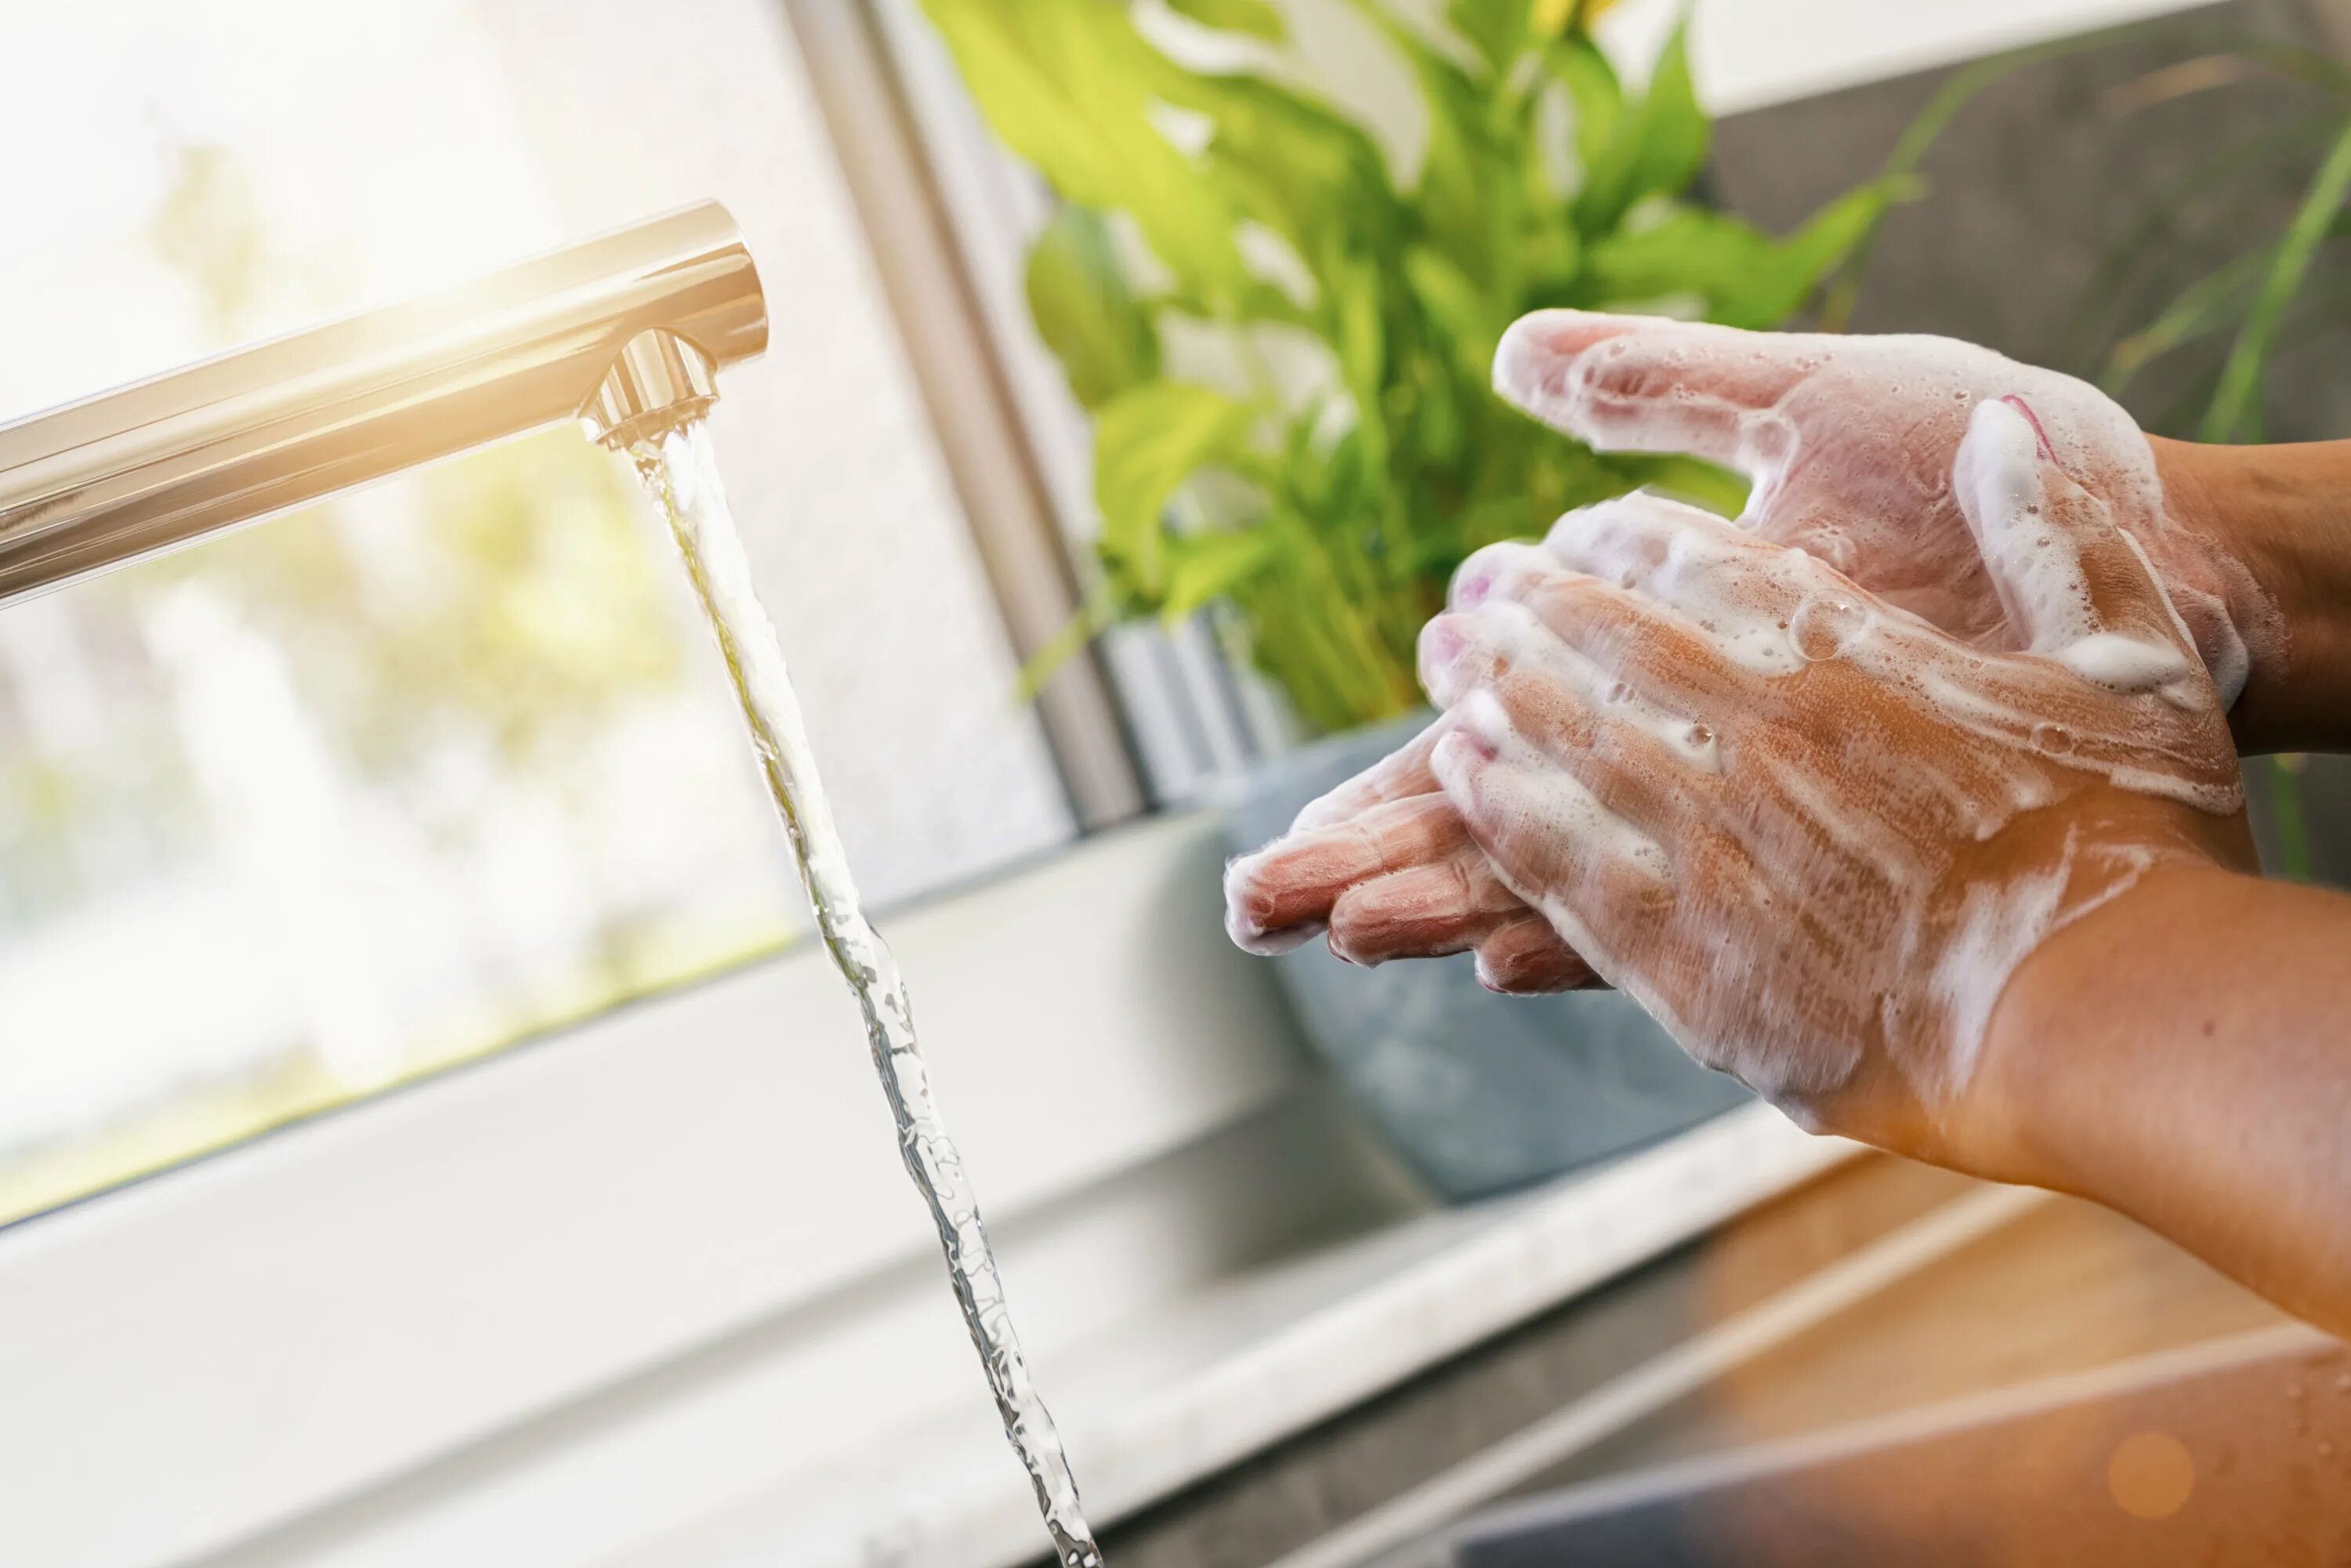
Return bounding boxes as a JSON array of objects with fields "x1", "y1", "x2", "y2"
[
  {"x1": 1334, "y1": 0, "x2": 1512, "y2": 286},
  {"x1": 2063, "y1": 113, "x2": 2335, "y2": 377},
  {"x1": 1328, "y1": 258, "x2": 1389, "y2": 469},
  {"x1": 2204, "y1": 119, "x2": 2351, "y2": 442},
  {"x1": 1161, "y1": 527, "x2": 1279, "y2": 622},
  {"x1": 1448, "y1": 0, "x2": 1534, "y2": 78},
  {"x1": 1167, "y1": 64, "x2": 1401, "y2": 292},
  {"x1": 1581, "y1": 183, "x2": 1898, "y2": 327},
  {"x1": 1572, "y1": 19, "x2": 1706, "y2": 237},
  {"x1": 1092, "y1": 382, "x2": 1259, "y2": 601},
  {"x1": 1402, "y1": 244, "x2": 1503, "y2": 383},
  {"x1": 1168, "y1": 0, "x2": 1285, "y2": 40},
  {"x1": 1610, "y1": 453, "x2": 1749, "y2": 516},
  {"x1": 1025, "y1": 207, "x2": 1161, "y2": 409},
  {"x1": 929, "y1": 0, "x2": 1892, "y2": 736},
  {"x1": 2261, "y1": 755, "x2": 2315, "y2": 882},
  {"x1": 920, "y1": 1, "x2": 1251, "y2": 298},
  {"x1": 1412, "y1": 43, "x2": 1513, "y2": 288},
  {"x1": 1544, "y1": 30, "x2": 1623, "y2": 177},
  {"x1": 2099, "y1": 247, "x2": 2273, "y2": 397}
]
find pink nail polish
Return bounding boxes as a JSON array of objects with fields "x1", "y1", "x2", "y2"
[{"x1": 1998, "y1": 394, "x2": 2057, "y2": 462}]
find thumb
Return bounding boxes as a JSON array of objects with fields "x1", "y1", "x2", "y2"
[{"x1": 1954, "y1": 396, "x2": 2200, "y2": 694}]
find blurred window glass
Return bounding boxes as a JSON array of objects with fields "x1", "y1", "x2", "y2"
[{"x1": 0, "y1": 0, "x2": 1076, "y2": 1224}]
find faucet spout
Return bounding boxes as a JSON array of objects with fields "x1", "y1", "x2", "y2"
[
  {"x1": 581, "y1": 328, "x2": 719, "y2": 451},
  {"x1": 0, "y1": 201, "x2": 766, "y2": 609}
]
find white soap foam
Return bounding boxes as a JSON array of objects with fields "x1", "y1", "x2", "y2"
[
  {"x1": 1411, "y1": 475, "x2": 2242, "y2": 1121},
  {"x1": 1236, "y1": 317, "x2": 2266, "y2": 1132},
  {"x1": 1492, "y1": 311, "x2": 2276, "y2": 707}
]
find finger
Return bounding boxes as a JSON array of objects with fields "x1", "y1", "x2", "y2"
[
  {"x1": 1492, "y1": 310, "x2": 1822, "y2": 484},
  {"x1": 1288, "y1": 721, "x2": 1445, "y2": 835},
  {"x1": 1492, "y1": 568, "x2": 1762, "y2": 721},
  {"x1": 1538, "y1": 492, "x2": 1821, "y2": 673},
  {"x1": 1425, "y1": 594, "x2": 1728, "y2": 791},
  {"x1": 1324, "y1": 853, "x2": 1527, "y2": 966},
  {"x1": 1452, "y1": 668, "x2": 1714, "y2": 849},
  {"x1": 1225, "y1": 794, "x2": 1472, "y2": 954},
  {"x1": 1954, "y1": 397, "x2": 2199, "y2": 693},
  {"x1": 1448, "y1": 539, "x2": 1553, "y2": 613},
  {"x1": 1474, "y1": 914, "x2": 1599, "y2": 994},
  {"x1": 1429, "y1": 721, "x2": 1677, "y2": 985}
]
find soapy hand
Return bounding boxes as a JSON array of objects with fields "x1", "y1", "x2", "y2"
[
  {"x1": 1490, "y1": 310, "x2": 2270, "y2": 694},
  {"x1": 1224, "y1": 311, "x2": 2274, "y2": 990},
  {"x1": 1411, "y1": 399, "x2": 2249, "y2": 1153},
  {"x1": 1223, "y1": 719, "x2": 1598, "y2": 994}
]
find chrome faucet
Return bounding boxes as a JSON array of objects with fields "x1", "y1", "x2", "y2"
[{"x1": 0, "y1": 201, "x2": 767, "y2": 608}]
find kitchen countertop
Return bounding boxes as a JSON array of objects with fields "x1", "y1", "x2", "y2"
[{"x1": 1103, "y1": 1154, "x2": 2302, "y2": 1568}]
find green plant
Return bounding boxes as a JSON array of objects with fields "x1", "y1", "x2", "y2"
[{"x1": 926, "y1": 0, "x2": 1904, "y2": 733}]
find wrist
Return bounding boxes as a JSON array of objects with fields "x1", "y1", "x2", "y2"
[
  {"x1": 2149, "y1": 435, "x2": 2351, "y2": 751},
  {"x1": 1962, "y1": 858, "x2": 2251, "y2": 1196}
]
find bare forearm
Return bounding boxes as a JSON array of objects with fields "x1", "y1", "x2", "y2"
[
  {"x1": 2154, "y1": 436, "x2": 2351, "y2": 752},
  {"x1": 1979, "y1": 864, "x2": 2351, "y2": 1334}
]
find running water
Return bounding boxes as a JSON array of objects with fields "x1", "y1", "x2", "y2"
[{"x1": 629, "y1": 422, "x2": 1102, "y2": 1568}]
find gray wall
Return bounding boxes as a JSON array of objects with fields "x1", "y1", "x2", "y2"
[{"x1": 1714, "y1": 0, "x2": 2349, "y2": 440}]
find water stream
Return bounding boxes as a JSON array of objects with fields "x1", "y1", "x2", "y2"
[{"x1": 629, "y1": 422, "x2": 1101, "y2": 1567}]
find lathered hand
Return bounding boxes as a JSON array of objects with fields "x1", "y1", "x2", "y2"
[
  {"x1": 1223, "y1": 720, "x2": 1595, "y2": 994},
  {"x1": 1415, "y1": 398, "x2": 2251, "y2": 1159},
  {"x1": 1492, "y1": 310, "x2": 2270, "y2": 694},
  {"x1": 1226, "y1": 310, "x2": 2275, "y2": 989}
]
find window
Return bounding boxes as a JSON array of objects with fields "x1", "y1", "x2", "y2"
[{"x1": 0, "y1": 0, "x2": 1079, "y2": 1225}]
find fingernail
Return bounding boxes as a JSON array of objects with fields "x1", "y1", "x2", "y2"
[
  {"x1": 1998, "y1": 394, "x2": 2057, "y2": 463},
  {"x1": 1222, "y1": 854, "x2": 1274, "y2": 927}
]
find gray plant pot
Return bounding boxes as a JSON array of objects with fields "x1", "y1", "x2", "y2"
[{"x1": 1225, "y1": 712, "x2": 1751, "y2": 1203}]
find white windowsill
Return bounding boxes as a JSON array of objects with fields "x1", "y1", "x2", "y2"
[
  {"x1": 0, "y1": 808, "x2": 1852, "y2": 1568},
  {"x1": 0, "y1": 815, "x2": 1302, "y2": 1568}
]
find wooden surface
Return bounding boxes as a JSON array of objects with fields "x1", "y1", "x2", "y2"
[
  {"x1": 1547, "y1": 1163, "x2": 2290, "y2": 1487},
  {"x1": 1102, "y1": 1153, "x2": 2302, "y2": 1568}
]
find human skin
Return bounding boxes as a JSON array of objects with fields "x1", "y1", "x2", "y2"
[
  {"x1": 2152, "y1": 433, "x2": 2351, "y2": 752},
  {"x1": 1975, "y1": 862, "x2": 2351, "y2": 1337},
  {"x1": 1226, "y1": 314, "x2": 2351, "y2": 991},
  {"x1": 1408, "y1": 400, "x2": 2250, "y2": 1157},
  {"x1": 1223, "y1": 313, "x2": 2351, "y2": 1333}
]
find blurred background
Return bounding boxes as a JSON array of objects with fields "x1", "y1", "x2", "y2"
[
  {"x1": 0, "y1": 0, "x2": 1081, "y2": 1224},
  {"x1": 5, "y1": 2, "x2": 2351, "y2": 1565},
  {"x1": 6, "y1": 0, "x2": 2346, "y2": 1231}
]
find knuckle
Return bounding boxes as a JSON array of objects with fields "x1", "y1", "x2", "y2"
[{"x1": 1575, "y1": 336, "x2": 1672, "y2": 403}]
